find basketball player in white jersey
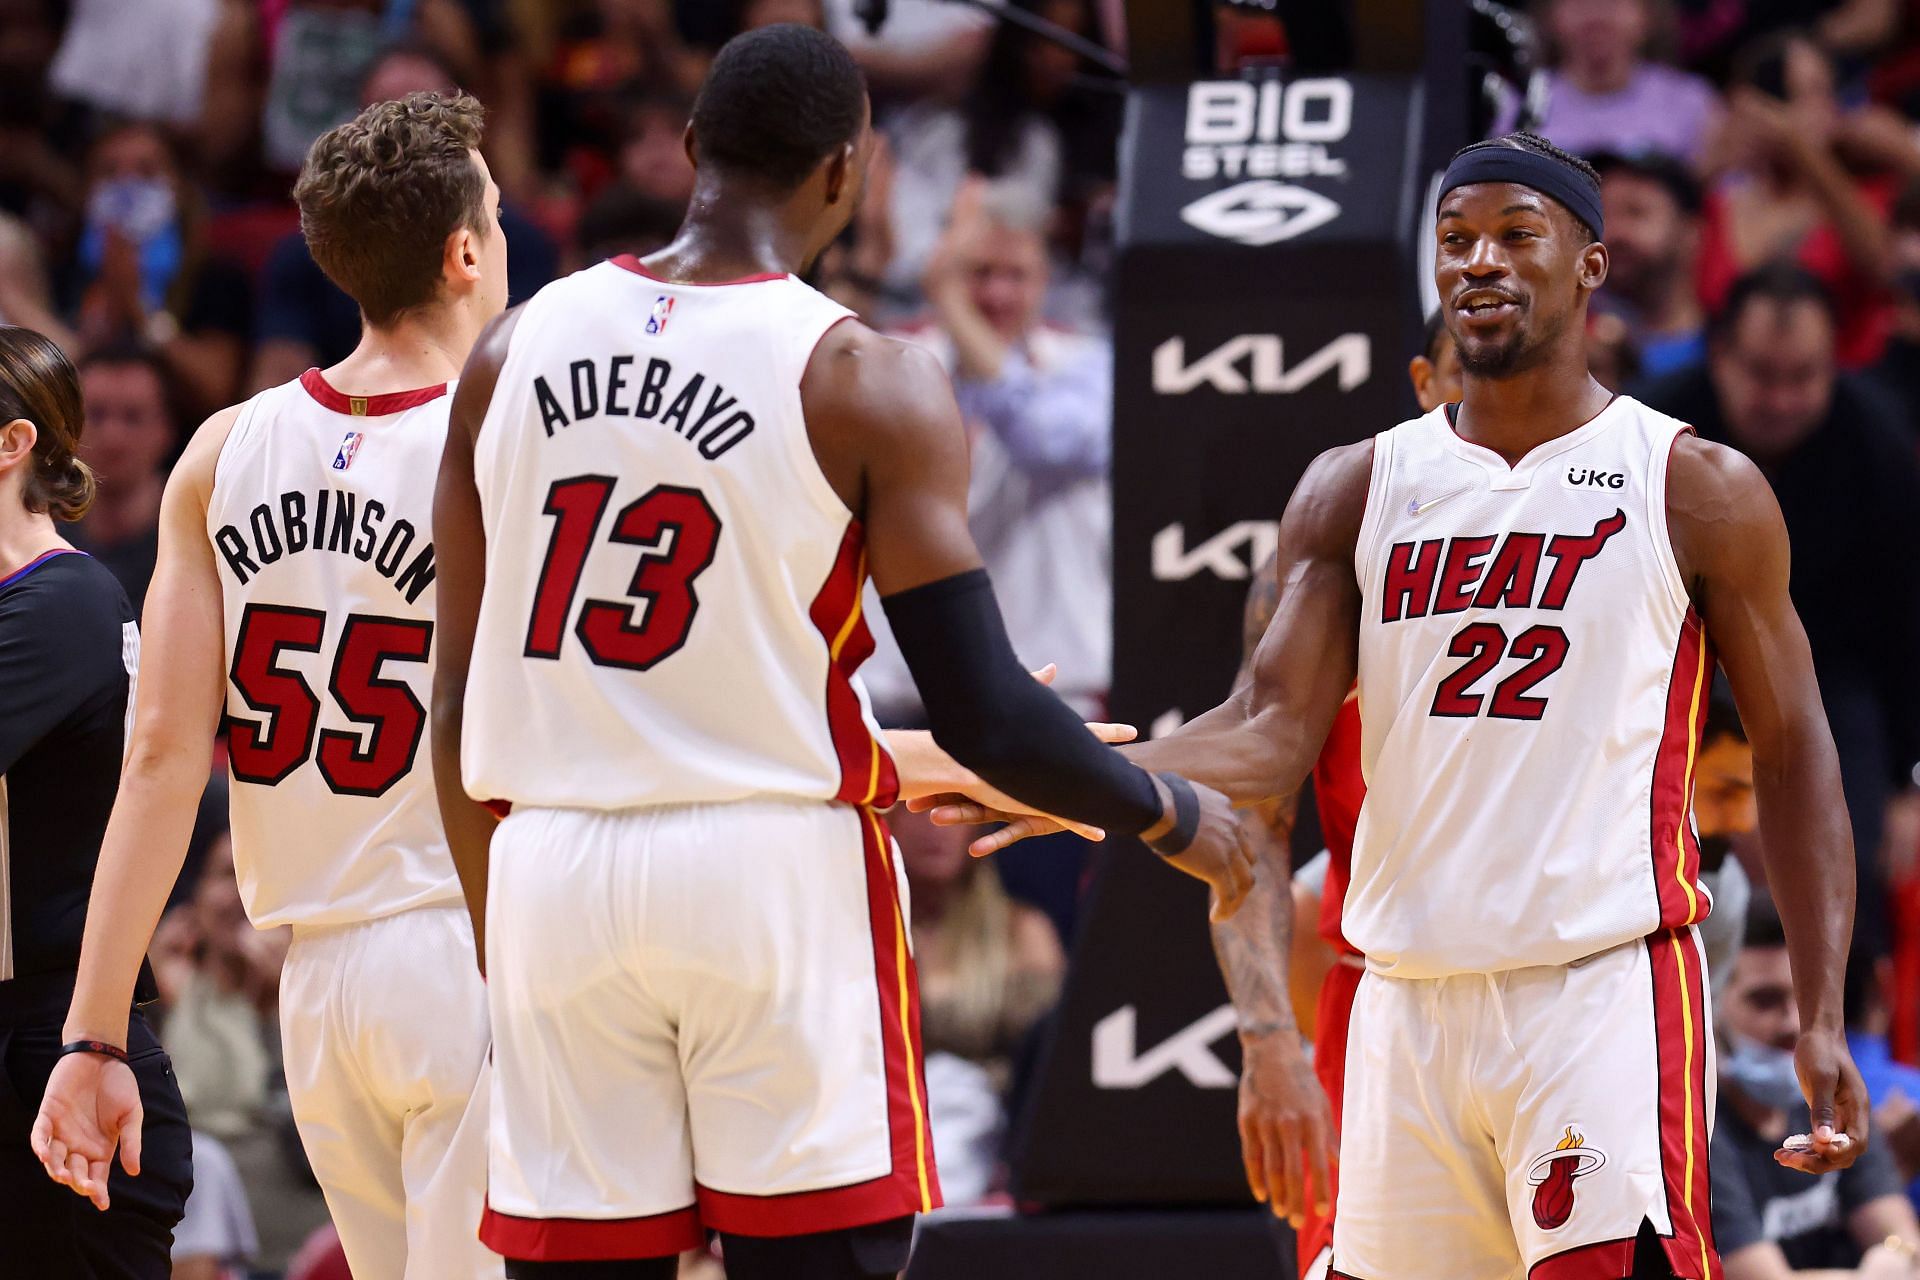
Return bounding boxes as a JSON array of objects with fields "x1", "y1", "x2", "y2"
[
  {"x1": 430, "y1": 24, "x2": 1252, "y2": 1280},
  {"x1": 32, "y1": 93, "x2": 508, "y2": 1279},
  {"x1": 924, "y1": 132, "x2": 1870, "y2": 1280}
]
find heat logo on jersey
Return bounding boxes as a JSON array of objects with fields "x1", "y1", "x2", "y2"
[
  {"x1": 646, "y1": 295, "x2": 675, "y2": 335},
  {"x1": 332, "y1": 431, "x2": 364, "y2": 471},
  {"x1": 1380, "y1": 509, "x2": 1626, "y2": 623},
  {"x1": 1527, "y1": 1127, "x2": 1607, "y2": 1230}
]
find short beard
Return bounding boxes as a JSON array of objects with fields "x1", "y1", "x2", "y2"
[{"x1": 1456, "y1": 309, "x2": 1562, "y2": 380}]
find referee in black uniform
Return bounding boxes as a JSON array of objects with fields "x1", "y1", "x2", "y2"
[{"x1": 0, "y1": 326, "x2": 191, "y2": 1276}]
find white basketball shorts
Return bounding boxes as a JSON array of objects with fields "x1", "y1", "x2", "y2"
[
  {"x1": 480, "y1": 798, "x2": 941, "y2": 1262},
  {"x1": 1333, "y1": 927, "x2": 1720, "y2": 1280}
]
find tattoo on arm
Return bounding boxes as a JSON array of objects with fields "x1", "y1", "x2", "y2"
[
  {"x1": 1215, "y1": 551, "x2": 1299, "y2": 1032},
  {"x1": 1212, "y1": 795, "x2": 1298, "y2": 1034}
]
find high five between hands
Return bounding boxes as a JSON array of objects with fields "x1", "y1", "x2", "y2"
[{"x1": 894, "y1": 665, "x2": 1257, "y2": 922}]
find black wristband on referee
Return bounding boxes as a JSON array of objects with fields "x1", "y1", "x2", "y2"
[
  {"x1": 1145, "y1": 773, "x2": 1202, "y2": 857},
  {"x1": 60, "y1": 1039, "x2": 129, "y2": 1064}
]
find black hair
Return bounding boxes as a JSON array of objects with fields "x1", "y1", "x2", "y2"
[
  {"x1": 1421, "y1": 308, "x2": 1455, "y2": 364},
  {"x1": 1448, "y1": 131, "x2": 1602, "y2": 242},
  {"x1": 1703, "y1": 673, "x2": 1746, "y2": 747},
  {"x1": 1743, "y1": 895, "x2": 1787, "y2": 951},
  {"x1": 1589, "y1": 148, "x2": 1703, "y2": 216},
  {"x1": 1711, "y1": 261, "x2": 1836, "y2": 341},
  {"x1": 690, "y1": 24, "x2": 866, "y2": 191}
]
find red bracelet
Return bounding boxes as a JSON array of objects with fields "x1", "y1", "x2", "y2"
[{"x1": 59, "y1": 1039, "x2": 129, "y2": 1064}]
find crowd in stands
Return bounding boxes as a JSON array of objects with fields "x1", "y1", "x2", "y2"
[{"x1": 4, "y1": 0, "x2": 1920, "y2": 1274}]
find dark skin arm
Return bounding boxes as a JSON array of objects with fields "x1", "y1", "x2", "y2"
[
  {"x1": 957, "y1": 439, "x2": 1372, "y2": 858},
  {"x1": 431, "y1": 305, "x2": 523, "y2": 974},
  {"x1": 1118, "y1": 441, "x2": 1370, "y2": 797},
  {"x1": 1667, "y1": 434, "x2": 1866, "y2": 1173},
  {"x1": 802, "y1": 320, "x2": 1254, "y2": 915},
  {"x1": 1209, "y1": 551, "x2": 1333, "y2": 1226}
]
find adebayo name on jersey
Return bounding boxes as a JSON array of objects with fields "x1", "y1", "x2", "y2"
[
  {"x1": 533, "y1": 354, "x2": 754, "y2": 460},
  {"x1": 214, "y1": 489, "x2": 436, "y2": 604}
]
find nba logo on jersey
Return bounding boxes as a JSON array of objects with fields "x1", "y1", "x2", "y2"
[
  {"x1": 646, "y1": 295, "x2": 675, "y2": 335},
  {"x1": 332, "y1": 431, "x2": 365, "y2": 471}
]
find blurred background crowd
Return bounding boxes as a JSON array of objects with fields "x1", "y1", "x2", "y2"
[{"x1": 6, "y1": 0, "x2": 1920, "y2": 1275}]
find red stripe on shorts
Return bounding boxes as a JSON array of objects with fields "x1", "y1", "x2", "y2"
[
  {"x1": 478, "y1": 1203, "x2": 702, "y2": 1261},
  {"x1": 1647, "y1": 927, "x2": 1721, "y2": 1280},
  {"x1": 695, "y1": 809, "x2": 937, "y2": 1236}
]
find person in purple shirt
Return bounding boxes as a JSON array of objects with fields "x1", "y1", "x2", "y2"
[{"x1": 1520, "y1": 0, "x2": 1725, "y2": 169}]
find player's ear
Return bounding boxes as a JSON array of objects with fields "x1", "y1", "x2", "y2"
[
  {"x1": 1579, "y1": 240, "x2": 1608, "y2": 293},
  {"x1": 683, "y1": 123, "x2": 698, "y2": 172},
  {"x1": 445, "y1": 225, "x2": 482, "y2": 287},
  {"x1": 1408, "y1": 356, "x2": 1433, "y2": 405},
  {"x1": 823, "y1": 141, "x2": 854, "y2": 206},
  {"x1": 0, "y1": 417, "x2": 37, "y2": 475}
]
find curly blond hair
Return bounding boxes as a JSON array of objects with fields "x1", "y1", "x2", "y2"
[{"x1": 295, "y1": 91, "x2": 489, "y2": 327}]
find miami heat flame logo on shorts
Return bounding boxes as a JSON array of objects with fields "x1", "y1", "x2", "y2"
[{"x1": 1526, "y1": 1127, "x2": 1607, "y2": 1230}]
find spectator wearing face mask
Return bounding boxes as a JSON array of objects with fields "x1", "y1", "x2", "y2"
[
  {"x1": 66, "y1": 121, "x2": 252, "y2": 417},
  {"x1": 1713, "y1": 900, "x2": 1920, "y2": 1279}
]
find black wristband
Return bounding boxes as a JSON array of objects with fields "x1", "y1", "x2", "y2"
[
  {"x1": 60, "y1": 1039, "x2": 129, "y2": 1064},
  {"x1": 1146, "y1": 773, "x2": 1202, "y2": 856}
]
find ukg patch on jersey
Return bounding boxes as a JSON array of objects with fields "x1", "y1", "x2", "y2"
[
  {"x1": 646, "y1": 295, "x2": 675, "y2": 335},
  {"x1": 333, "y1": 431, "x2": 365, "y2": 471}
]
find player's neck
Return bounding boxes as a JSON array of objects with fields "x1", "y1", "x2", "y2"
[
  {"x1": 326, "y1": 305, "x2": 483, "y2": 396},
  {"x1": 649, "y1": 201, "x2": 815, "y2": 282},
  {"x1": 1454, "y1": 356, "x2": 1615, "y2": 466},
  {"x1": 0, "y1": 504, "x2": 68, "y2": 578}
]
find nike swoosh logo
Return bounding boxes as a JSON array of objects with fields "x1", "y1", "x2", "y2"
[{"x1": 1407, "y1": 488, "x2": 1470, "y2": 517}]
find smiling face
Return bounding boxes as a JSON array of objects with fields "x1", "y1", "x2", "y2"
[{"x1": 1436, "y1": 180, "x2": 1606, "y2": 379}]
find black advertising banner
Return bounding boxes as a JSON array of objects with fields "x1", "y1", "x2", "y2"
[{"x1": 1012, "y1": 74, "x2": 1428, "y2": 1206}]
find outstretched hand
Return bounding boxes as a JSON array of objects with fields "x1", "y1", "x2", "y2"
[{"x1": 31, "y1": 1051, "x2": 144, "y2": 1211}]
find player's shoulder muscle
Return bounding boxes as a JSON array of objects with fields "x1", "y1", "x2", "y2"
[
  {"x1": 1283, "y1": 439, "x2": 1375, "y2": 563},
  {"x1": 167, "y1": 402, "x2": 245, "y2": 518},
  {"x1": 1664, "y1": 433, "x2": 1787, "y2": 598},
  {"x1": 799, "y1": 318, "x2": 965, "y2": 515}
]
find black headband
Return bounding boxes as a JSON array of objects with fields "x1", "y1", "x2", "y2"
[{"x1": 1438, "y1": 147, "x2": 1604, "y2": 241}]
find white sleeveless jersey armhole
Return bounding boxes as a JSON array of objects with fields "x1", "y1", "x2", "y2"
[
  {"x1": 206, "y1": 373, "x2": 459, "y2": 929},
  {"x1": 1346, "y1": 397, "x2": 1711, "y2": 977},
  {"x1": 462, "y1": 258, "x2": 898, "y2": 812}
]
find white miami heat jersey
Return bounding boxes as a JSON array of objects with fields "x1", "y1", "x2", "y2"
[
  {"x1": 207, "y1": 371, "x2": 459, "y2": 929},
  {"x1": 462, "y1": 257, "x2": 898, "y2": 812},
  {"x1": 1345, "y1": 396, "x2": 1713, "y2": 979}
]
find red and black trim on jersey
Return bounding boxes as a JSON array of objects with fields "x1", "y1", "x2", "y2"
[
  {"x1": 1650, "y1": 607, "x2": 1714, "y2": 930},
  {"x1": 807, "y1": 521, "x2": 899, "y2": 809},
  {"x1": 298, "y1": 368, "x2": 448, "y2": 417}
]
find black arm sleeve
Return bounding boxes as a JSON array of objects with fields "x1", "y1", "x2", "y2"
[{"x1": 882, "y1": 568, "x2": 1164, "y2": 835}]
